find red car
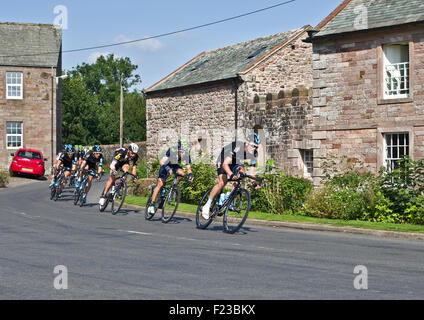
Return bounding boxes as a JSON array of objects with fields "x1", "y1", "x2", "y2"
[{"x1": 9, "y1": 148, "x2": 47, "y2": 178}]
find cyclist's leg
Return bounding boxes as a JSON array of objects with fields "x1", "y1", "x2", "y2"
[
  {"x1": 202, "y1": 169, "x2": 228, "y2": 219},
  {"x1": 174, "y1": 166, "x2": 184, "y2": 185},
  {"x1": 152, "y1": 166, "x2": 168, "y2": 203}
]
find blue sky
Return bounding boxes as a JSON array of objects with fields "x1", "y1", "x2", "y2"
[{"x1": 1, "y1": 0, "x2": 342, "y2": 90}]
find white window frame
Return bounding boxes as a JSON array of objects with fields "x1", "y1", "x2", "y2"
[
  {"x1": 6, "y1": 71, "x2": 23, "y2": 100},
  {"x1": 383, "y1": 44, "x2": 410, "y2": 99},
  {"x1": 301, "y1": 149, "x2": 314, "y2": 178},
  {"x1": 6, "y1": 121, "x2": 23, "y2": 149},
  {"x1": 383, "y1": 133, "x2": 409, "y2": 171}
]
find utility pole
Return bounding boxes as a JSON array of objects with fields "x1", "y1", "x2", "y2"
[{"x1": 120, "y1": 76, "x2": 124, "y2": 148}]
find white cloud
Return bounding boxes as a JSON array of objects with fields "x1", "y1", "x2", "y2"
[
  {"x1": 87, "y1": 52, "x2": 111, "y2": 64},
  {"x1": 114, "y1": 34, "x2": 165, "y2": 52}
]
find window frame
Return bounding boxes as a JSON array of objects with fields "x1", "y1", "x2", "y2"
[
  {"x1": 301, "y1": 149, "x2": 314, "y2": 178},
  {"x1": 377, "y1": 41, "x2": 414, "y2": 105},
  {"x1": 383, "y1": 132, "x2": 410, "y2": 171},
  {"x1": 6, "y1": 121, "x2": 23, "y2": 150},
  {"x1": 6, "y1": 71, "x2": 23, "y2": 100}
]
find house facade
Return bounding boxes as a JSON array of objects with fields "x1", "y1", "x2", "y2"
[
  {"x1": 146, "y1": 25, "x2": 314, "y2": 177},
  {"x1": 305, "y1": 0, "x2": 424, "y2": 183},
  {"x1": 0, "y1": 22, "x2": 62, "y2": 172}
]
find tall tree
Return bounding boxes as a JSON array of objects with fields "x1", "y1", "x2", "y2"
[
  {"x1": 62, "y1": 76, "x2": 99, "y2": 145},
  {"x1": 62, "y1": 54, "x2": 145, "y2": 145}
]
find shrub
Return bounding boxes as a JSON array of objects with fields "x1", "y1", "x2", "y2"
[
  {"x1": 304, "y1": 156, "x2": 376, "y2": 221},
  {"x1": 250, "y1": 169, "x2": 313, "y2": 215},
  {"x1": 0, "y1": 170, "x2": 9, "y2": 188},
  {"x1": 404, "y1": 194, "x2": 424, "y2": 225},
  {"x1": 180, "y1": 163, "x2": 216, "y2": 205},
  {"x1": 378, "y1": 156, "x2": 424, "y2": 218}
]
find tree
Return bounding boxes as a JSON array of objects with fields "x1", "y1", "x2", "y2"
[
  {"x1": 62, "y1": 54, "x2": 146, "y2": 145},
  {"x1": 62, "y1": 76, "x2": 99, "y2": 145}
]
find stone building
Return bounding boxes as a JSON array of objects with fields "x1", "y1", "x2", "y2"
[
  {"x1": 305, "y1": 0, "x2": 424, "y2": 183},
  {"x1": 146, "y1": 25, "x2": 314, "y2": 177},
  {"x1": 0, "y1": 22, "x2": 62, "y2": 172}
]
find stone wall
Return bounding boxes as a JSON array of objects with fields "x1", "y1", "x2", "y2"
[
  {"x1": 0, "y1": 66, "x2": 59, "y2": 171},
  {"x1": 310, "y1": 24, "x2": 424, "y2": 183},
  {"x1": 146, "y1": 80, "x2": 241, "y2": 165}
]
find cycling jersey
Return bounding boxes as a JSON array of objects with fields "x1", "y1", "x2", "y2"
[
  {"x1": 162, "y1": 147, "x2": 192, "y2": 167},
  {"x1": 110, "y1": 147, "x2": 139, "y2": 171},
  {"x1": 216, "y1": 141, "x2": 257, "y2": 175},
  {"x1": 83, "y1": 150, "x2": 104, "y2": 171},
  {"x1": 57, "y1": 151, "x2": 77, "y2": 170},
  {"x1": 157, "y1": 147, "x2": 191, "y2": 179}
]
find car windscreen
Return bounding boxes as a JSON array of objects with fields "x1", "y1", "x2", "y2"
[{"x1": 17, "y1": 151, "x2": 41, "y2": 160}]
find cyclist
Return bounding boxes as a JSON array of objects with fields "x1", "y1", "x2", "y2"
[
  {"x1": 99, "y1": 143, "x2": 139, "y2": 206},
  {"x1": 147, "y1": 139, "x2": 194, "y2": 215},
  {"x1": 201, "y1": 132, "x2": 262, "y2": 219},
  {"x1": 52, "y1": 144, "x2": 77, "y2": 198},
  {"x1": 75, "y1": 144, "x2": 104, "y2": 204}
]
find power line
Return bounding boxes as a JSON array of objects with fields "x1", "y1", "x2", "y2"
[{"x1": 0, "y1": 0, "x2": 297, "y2": 58}]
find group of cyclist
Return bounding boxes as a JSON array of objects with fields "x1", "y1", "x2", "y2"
[{"x1": 49, "y1": 132, "x2": 262, "y2": 221}]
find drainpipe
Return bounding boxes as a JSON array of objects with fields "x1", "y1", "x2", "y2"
[{"x1": 233, "y1": 77, "x2": 241, "y2": 142}]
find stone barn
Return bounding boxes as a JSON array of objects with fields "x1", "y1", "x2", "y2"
[{"x1": 145, "y1": 25, "x2": 315, "y2": 178}]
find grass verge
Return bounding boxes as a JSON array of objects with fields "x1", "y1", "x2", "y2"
[{"x1": 125, "y1": 195, "x2": 424, "y2": 234}]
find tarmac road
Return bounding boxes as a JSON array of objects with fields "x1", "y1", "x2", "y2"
[{"x1": 0, "y1": 179, "x2": 423, "y2": 300}]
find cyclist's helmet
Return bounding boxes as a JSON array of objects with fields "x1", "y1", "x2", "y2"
[
  {"x1": 93, "y1": 145, "x2": 102, "y2": 153},
  {"x1": 128, "y1": 143, "x2": 139, "y2": 154},
  {"x1": 246, "y1": 132, "x2": 261, "y2": 145},
  {"x1": 65, "y1": 144, "x2": 74, "y2": 153},
  {"x1": 177, "y1": 139, "x2": 189, "y2": 152}
]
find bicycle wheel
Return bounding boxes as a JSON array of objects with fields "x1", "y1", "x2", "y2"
[
  {"x1": 145, "y1": 186, "x2": 158, "y2": 220},
  {"x1": 111, "y1": 182, "x2": 127, "y2": 215},
  {"x1": 50, "y1": 185, "x2": 56, "y2": 200},
  {"x1": 79, "y1": 185, "x2": 88, "y2": 207},
  {"x1": 223, "y1": 188, "x2": 250, "y2": 234},
  {"x1": 196, "y1": 187, "x2": 217, "y2": 230},
  {"x1": 161, "y1": 185, "x2": 180, "y2": 223},
  {"x1": 73, "y1": 187, "x2": 81, "y2": 205}
]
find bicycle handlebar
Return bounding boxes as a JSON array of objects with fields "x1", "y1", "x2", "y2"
[{"x1": 229, "y1": 172, "x2": 264, "y2": 185}]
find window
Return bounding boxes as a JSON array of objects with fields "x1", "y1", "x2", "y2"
[
  {"x1": 247, "y1": 46, "x2": 267, "y2": 59},
  {"x1": 384, "y1": 133, "x2": 409, "y2": 171},
  {"x1": 6, "y1": 72, "x2": 23, "y2": 99},
  {"x1": 301, "y1": 149, "x2": 314, "y2": 178},
  {"x1": 383, "y1": 44, "x2": 409, "y2": 99},
  {"x1": 6, "y1": 121, "x2": 23, "y2": 149},
  {"x1": 190, "y1": 60, "x2": 208, "y2": 71}
]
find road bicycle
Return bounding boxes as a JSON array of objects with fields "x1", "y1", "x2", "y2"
[
  {"x1": 196, "y1": 172, "x2": 263, "y2": 234},
  {"x1": 50, "y1": 167, "x2": 66, "y2": 201},
  {"x1": 145, "y1": 173, "x2": 192, "y2": 223},
  {"x1": 99, "y1": 171, "x2": 137, "y2": 214},
  {"x1": 74, "y1": 169, "x2": 98, "y2": 207}
]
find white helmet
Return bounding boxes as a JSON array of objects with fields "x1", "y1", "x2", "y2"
[{"x1": 129, "y1": 143, "x2": 139, "y2": 154}]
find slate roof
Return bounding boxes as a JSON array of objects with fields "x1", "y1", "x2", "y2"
[
  {"x1": 0, "y1": 22, "x2": 62, "y2": 68},
  {"x1": 146, "y1": 26, "x2": 310, "y2": 92},
  {"x1": 311, "y1": 0, "x2": 424, "y2": 39}
]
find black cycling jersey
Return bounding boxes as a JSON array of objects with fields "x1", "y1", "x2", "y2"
[
  {"x1": 216, "y1": 141, "x2": 257, "y2": 170},
  {"x1": 111, "y1": 148, "x2": 139, "y2": 170},
  {"x1": 57, "y1": 152, "x2": 77, "y2": 169},
  {"x1": 162, "y1": 147, "x2": 192, "y2": 167},
  {"x1": 83, "y1": 150, "x2": 104, "y2": 171}
]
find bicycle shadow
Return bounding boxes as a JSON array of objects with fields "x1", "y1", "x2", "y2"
[{"x1": 202, "y1": 224, "x2": 257, "y2": 235}]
